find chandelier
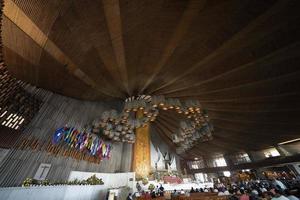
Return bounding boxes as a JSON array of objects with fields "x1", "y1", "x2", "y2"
[{"x1": 91, "y1": 95, "x2": 213, "y2": 153}]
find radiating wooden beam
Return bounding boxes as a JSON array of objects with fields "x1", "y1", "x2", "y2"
[
  {"x1": 197, "y1": 92, "x2": 300, "y2": 103},
  {"x1": 3, "y1": 0, "x2": 121, "y2": 98},
  {"x1": 140, "y1": 0, "x2": 206, "y2": 93},
  {"x1": 152, "y1": 124, "x2": 181, "y2": 157},
  {"x1": 210, "y1": 117, "x2": 299, "y2": 126},
  {"x1": 166, "y1": 70, "x2": 300, "y2": 98},
  {"x1": 156, "y1": 41, "x2": 300, "y2": 95},
  {"x1": 206, "y1": 107, "x2": 300, "y2": 113},
  {"x1": 102, "y1": 0, "x2": 130, "y2": 95},
  {"x1": 212, "y1": 123, "x2": 299, "y2": 137},
  {"x1": 158, "y1": 114, "x2": 180, "y2": 129},
  {"x1": 148, "y1": 0, "x2": 287, "y2": 94},
  {"x1": 152, "y1": 122, "x2": 175, "y2": 146}
]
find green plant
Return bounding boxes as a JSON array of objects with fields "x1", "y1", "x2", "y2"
[
  {"x1": 142, "y1": 177, "x2": 149, "y2": 185},
  {"x1": 22, "y1": 178, "x2": 33, "y2": 187},
  {"x1": 21, "y1": 175, "x2": 104, "y2": 187},
  {"x1": 52, "y1": 180, "x2": 60, "y2": 185},
  {"x1": 81, "y1": 180, "x2": 87, "y2": 185},
  {"x1": 73, "y1": 178, "x2": 80, "y2": 185},
  {"x1": 148, "y1": 183, "x2": 155, "y2": 191},
  {"x1": 42, "y1": 179, "x2": 50, "y2": 186},
  {"x1": 86, "y1": 174, "x2": 104, "y2": 185}
]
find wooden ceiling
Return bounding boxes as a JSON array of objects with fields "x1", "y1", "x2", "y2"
[{"x1": 2, "y1": 0, "x2": 300, "y2": 159}]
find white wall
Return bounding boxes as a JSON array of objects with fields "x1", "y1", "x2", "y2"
[
  {"x1": 0, "y1": 185, "x2": 123, "y2": 200},
  {"x1": 0, "y1": 171, "x2": 135, "y2": 200},
  {"x1": 68, "y1": 171, "x2": 135, "y2": 189}
]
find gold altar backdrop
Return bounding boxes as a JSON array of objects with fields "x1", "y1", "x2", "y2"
[{"x1": 132, "y1": 111, "x2": 151, "y2": 178}]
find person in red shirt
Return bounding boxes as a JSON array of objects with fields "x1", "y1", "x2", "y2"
[
  {"x1": 239, "y1": 189, "x2": 250, "y2": 200},
  {"x1": 144, "y1": 192, "x2": 151, "y2": 200}
]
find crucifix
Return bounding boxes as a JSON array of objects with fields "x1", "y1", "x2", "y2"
[
  {"x1": 34, "y1": 163, "x2": 51, "y2": 180},
  {"x1": 39, "y1": 165, "x2": 50, "y2": 179}
]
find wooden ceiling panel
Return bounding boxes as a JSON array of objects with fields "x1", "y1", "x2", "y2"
[
  {"x1": 203, "y1": 94, "x2": 300, "y2": 111},
  {"x1": 11, "y1": 0, "x2": 66, "y2": 34},
  {"x1": 76, "y1": 47, "x2": 126, "y2": 97},
  {"x1": 119, "y1": 0, "x2": 189, "y2": 94},
  {"x1": 3, "y1": 46, "x2": 37, "y2": 85},
  {"x1": 158, "y1": 42, "x2": 300, "y2": 96},
  {"x1": 37, "y1": 47, "x2": 99, "y2": 99},
  {"x1": 145, "y1": 0, "x2": 278, "y2": 94},
  {"x1": 167, "y1": 71, "x2": 300, "y2": 101},
  {"x1": 2, "y1": 16, "x2": 43, "y2": 67},
  {"x1": 2, "y1": 0, "x2": 300, "y2": 158}
]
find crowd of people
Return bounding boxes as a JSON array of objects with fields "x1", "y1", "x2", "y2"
[
  {"x1": 127, "y1": 178, "x2": 300, "y2": 200},
  {"x1": 127, "y1": 184, "x2": 165, "y2": 200},
  {"x1": 186, "y1": 178, "x2": 300, "y2": 200}
]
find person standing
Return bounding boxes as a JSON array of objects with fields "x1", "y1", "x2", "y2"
[
  {"x1": 126, "y1": 193, "x2": 133, "y2": 200},
  {"x1": 271, "y1": 189, "x2": 289, "y2": 200},
  {"x1": 159, "y1": 184, "x2": 165, "y2": 196},
  {"x1": 239, "y1": 189, "x2": 250, "y2": 200},
  {"x1": 272, "y1": 178, "x2": 287, "y2": 190},
  {"x1": 155, "y1": 185, "x2": 159, "y2": 195}
]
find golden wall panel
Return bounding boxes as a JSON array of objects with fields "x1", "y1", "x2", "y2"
[{"x1": 132, "y1": 111, "x2": 151, "y2": 178}]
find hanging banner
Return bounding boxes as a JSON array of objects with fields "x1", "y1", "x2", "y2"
[{"x1": 52, "y1": 126, "x2": 112, "y2": 160}]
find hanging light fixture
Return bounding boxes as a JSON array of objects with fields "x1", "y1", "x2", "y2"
[{"x1": 90, "y1": 95, "x2": 212, "y2": 146}]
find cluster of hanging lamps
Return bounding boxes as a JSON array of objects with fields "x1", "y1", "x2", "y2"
[
  {"x1": 91, "y1": 95, "x2": 213, "y2": 146},
  {"x1": 173, "y1": 121, "x2": 213, "y2": 154}
]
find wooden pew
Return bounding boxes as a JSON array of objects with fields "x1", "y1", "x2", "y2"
[
  {"x1": 137, "y1": 197, "x2": 166, "y2": 200},
  {"x1": 190, "y1": 193, "x2": 218, "y2": 197},
  {"x1": 176, "y1": 194, "x2": 229, "y2": 200}
]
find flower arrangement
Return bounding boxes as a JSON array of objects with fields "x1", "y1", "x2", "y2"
[{"x1": 21, "y1": 174, "x2": 104, "y2": 187}]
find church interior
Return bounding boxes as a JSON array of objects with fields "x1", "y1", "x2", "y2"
[{"x1": 0, "y1": 0, "x2": 300, "y2": 200}]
